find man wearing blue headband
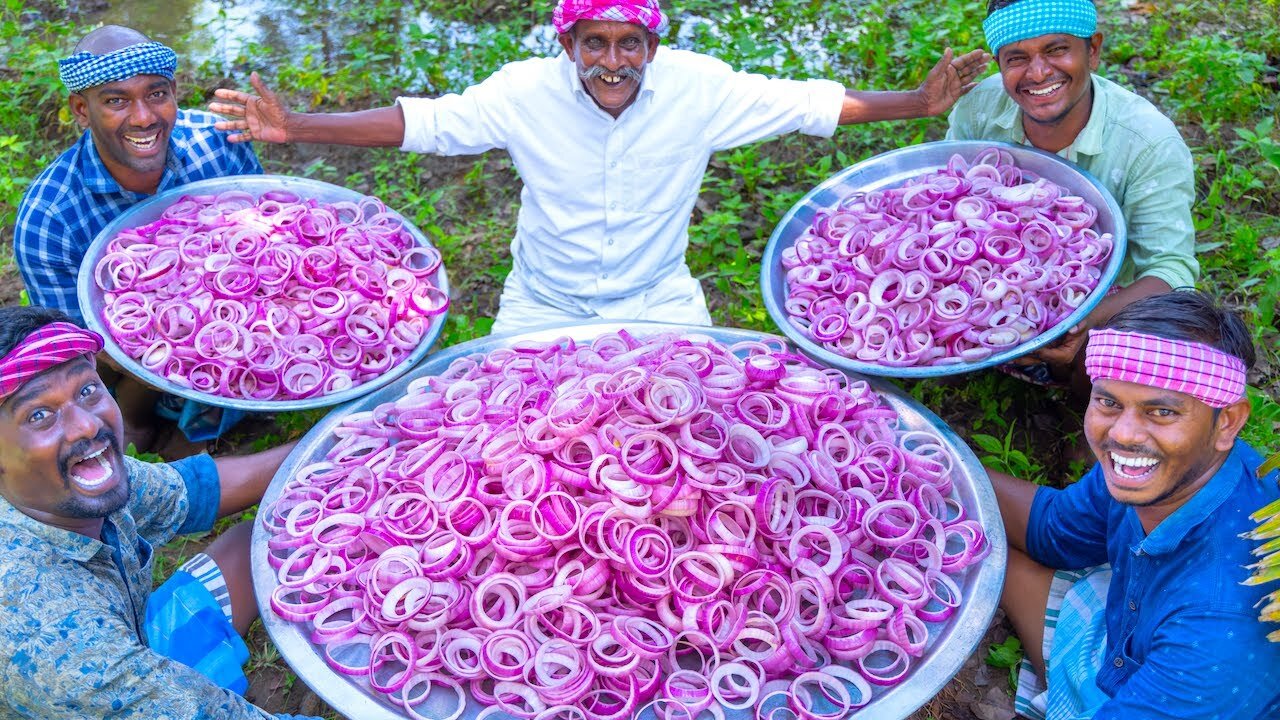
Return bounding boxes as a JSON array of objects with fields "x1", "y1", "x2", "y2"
[
  {"x1": 13, "y1": 25, "x2": 264, "y2": 450},
  {"x1": 946, "y1": 0, "x2": 1197, "y2": 389}
]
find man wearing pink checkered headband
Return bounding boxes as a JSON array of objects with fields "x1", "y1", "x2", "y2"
[
  {"x1": 208, "y1": 1, "x2": 991, "y2": 335},
  {"x1": 989, "y1": 290, "x2": 1280, "y2": 719}
]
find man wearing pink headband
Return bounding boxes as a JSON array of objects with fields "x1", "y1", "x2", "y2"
[
  {"x1": 209, "y1": 1, "x2": 989, "y2": 334},
  {"x1": 988, "y1": 291, "x2": 1280, "y2": 719},
  {"x1": 0, "y1": 306, "x2": 319, "y2": 719},
  {"x1": 947, "y1": 0, "x2": 1197, "y2": 387}
]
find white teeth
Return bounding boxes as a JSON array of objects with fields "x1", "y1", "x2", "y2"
[
  {"x1": 1027, "y1": 83, "x2": 1063, "y2": 96},
  {"x1": 70, "y1": 454, "x2": 114, "y2": 490},
  {"x1": 125, "y1": 133, "x2": 159, "y2": 149},
  {"x1": 1110, "y1": 452, "x2": 1158, "y2": 468},
  {"x1": 84, "y1": 447, "x2": 105, "y2": 460}
]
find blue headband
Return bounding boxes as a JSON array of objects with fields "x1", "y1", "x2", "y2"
[
  {"x1": 58, "y1": 41, "x2": 178, "y2": 93},
  {"x1": 982, "y1": 0, "x2": 1097, "y2": 55}
]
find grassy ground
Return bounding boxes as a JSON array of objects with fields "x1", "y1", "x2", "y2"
[{"x1": 2, "y1": 0, "x2": 1278, "y2": 717}]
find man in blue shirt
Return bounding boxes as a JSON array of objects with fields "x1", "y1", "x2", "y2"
[
  {"x1": 990, "y1": 290, "x2": 1280, "y2": 719},
  {"x1": 0, "y1": 305, "x2": 317, "y2": 719},
  {"x1": 14, "y1": 25, "x2": 262, "y2": 448}
]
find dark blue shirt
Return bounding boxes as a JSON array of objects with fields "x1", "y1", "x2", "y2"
[
  {"x1": 14, "y1": 109, "x2": 262, "y2": 322},
  {"x1": 1027, "y1": 440, "x2": 1280, "y2": 719}
]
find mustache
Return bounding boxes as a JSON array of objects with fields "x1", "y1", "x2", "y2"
[
  {"x1": 1099, "y1": 441, "x2": 1160, "y2": 460},
  {"x1": 579, "y1": 65, "x2": 643, "y2": 82},
  {"x1": 58, "y1": 429, "x2": 120, "y2": 478}
]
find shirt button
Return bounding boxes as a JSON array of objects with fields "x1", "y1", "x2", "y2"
[
  {"x1": 610, "y1": 160, "x2": 618, "y2": 169},
  {"x1": 603, "y1": 273, "x2": 610, "y2": 279},
  {"x1": 1113, "y1": 657, "x2": 1124, "y2": 668},
  {"x1": 1129, "y1": 601, "x2": 1137, "y2": 611},
  {"x1": 609, "y1": 202, "x2": 618, "y2": 210},
  {"x1": 607, "y1": 238, "x2": 615, "y2": 246}
]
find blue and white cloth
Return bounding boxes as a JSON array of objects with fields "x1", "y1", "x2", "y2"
[
  {"x1": 982, "y1": 0, "x2": 1098, "y2": 54},
  {"x1": 58, "y1": 41, "x2": 178, "y2": 93},
  {"x1": 1015, "y1": 565, "x2": 1113, "y2": 720}
]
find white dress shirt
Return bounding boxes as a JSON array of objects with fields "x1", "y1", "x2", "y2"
[{"x1": 397, "y1": 46, "x2": 844, "y2": 321}]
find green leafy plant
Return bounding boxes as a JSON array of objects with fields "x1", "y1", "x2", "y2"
[{"x1": 986, "y1": 636, "x2": 1024, "y2": 692}]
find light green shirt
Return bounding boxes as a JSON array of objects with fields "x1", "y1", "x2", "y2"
[{"x1": 946, "y1": 74, "x2": 1198, "y2": 289}]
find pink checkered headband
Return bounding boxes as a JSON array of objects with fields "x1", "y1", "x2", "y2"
[
  {"x1": 553, "y1": 0, "x2": 669, "y2": 34},
  {"x1": 1084, "y1": 328, "x2": 1248, "y2": 409},
  {"x1": 0, "y1": 323, "x2": 105, "y2": 402}
]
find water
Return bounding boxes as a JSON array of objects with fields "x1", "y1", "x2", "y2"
[{"x1": 86, "y1": 0, "x2": 848, "y2": 88}]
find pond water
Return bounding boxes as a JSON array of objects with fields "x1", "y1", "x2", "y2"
[{"x1": 86, "y1": 0, "x2": 843, "y2": 86}]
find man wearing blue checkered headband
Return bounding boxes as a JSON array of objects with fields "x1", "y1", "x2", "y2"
[
  {"x1": 946, "y1": 0, "x2": 1197, "y2": 391},
  {"x1": 14, "y1": 25, "x2": 264, "y2": 450}
]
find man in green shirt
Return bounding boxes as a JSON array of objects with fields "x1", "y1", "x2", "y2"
[{"x1": 946, "y1": 0, "x2": 1197, "y2": 385}]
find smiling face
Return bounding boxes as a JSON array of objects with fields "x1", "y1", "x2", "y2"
[
  {"x1": 997, "y1": 32, "x2": 1102, "y2": 150},
  {"x1": 558, "y1": 19, "x2": 659, "y2": 118},
  {"x1": 1085, "y1": 377, "x2": 1246, "y2": 531},
  {"x1": 0, "y1": 357, "x2": 128, "y2": 537},
  {"x1": 69, "y1": 73, "x2": 177, "y2": 194}
]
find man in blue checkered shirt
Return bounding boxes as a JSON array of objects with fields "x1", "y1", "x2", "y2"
[
  {"x1": 14, "y1": 25, "x2": 261, "y2": 448},
  {"x1": 15, "y1": 25, "x2": 262, "y2": 320}
]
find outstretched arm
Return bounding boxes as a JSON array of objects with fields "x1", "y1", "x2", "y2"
[
  {"x1": 838, "y1": 48, "x2": 990, "y2": 124},
  {"x1": 213, "y1": 440, "x2": 297, "y2": 517},
  {"x1": 209, "y1": 71, "x2": 406, "y2": 147}
]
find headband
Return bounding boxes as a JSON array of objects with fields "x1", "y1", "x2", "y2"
[
  {"x1": 982, "y1": 0, "x2": 1097, "y2": 55},
  {"x1": 553, "y1": 0, "x2": 669, "y2": 35},
  {"x1": 58, "y1": 41, "x2": 178, "y2": 94},
  {"x1": 1084, "y1": 328, "x2": 1247, "y2": 409},
  {"x1": 0, "y1": 323, "x2": 105, "y2": 402}
]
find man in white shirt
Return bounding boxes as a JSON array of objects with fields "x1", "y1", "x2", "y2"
[{"x1": 211, "y1": 0, "x2": 988, "y2": 334}]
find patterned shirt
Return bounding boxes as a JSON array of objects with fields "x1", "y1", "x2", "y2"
[
  {"x1": 397, "y1": 46, "x2": 844, "y2": 314},
  {"x1": 0, "y1": 455, "x2": 281, "y2": 719},
  {"x1": 1026, "y1": 441, "x2": 1280, "y2": 719},
  {"x1": 14, "y1": 109, "x2": 262, "y2": 322},
  {"x1": 946, "y1": 74, "x2": 1199, "y2": 291}
]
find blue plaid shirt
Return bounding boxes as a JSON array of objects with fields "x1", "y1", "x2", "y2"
[
  {"x1": 1027, "y1": 441, "x2": 1280, "y2": 719},
  {"x1": 14, "y1": 109, "x2": 262, "y2": 321}
]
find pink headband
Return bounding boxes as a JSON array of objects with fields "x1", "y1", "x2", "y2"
[
  {"x1": 553, "y1": 0, "x2": 669, "y2": 34},
  {"x1": 0, "y1": 322, "x2": 105, "y2": 402},
  {"x1": 1084, "y1": 328, "x2": 1247, "y2": 408}
]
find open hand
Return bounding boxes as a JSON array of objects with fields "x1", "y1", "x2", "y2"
[
  {"x1": 209, "y1": 72, "x2": 291, "y2": 144},
  {"x1": 917, "y1": 48, "x2": 991, "y2": 116}
]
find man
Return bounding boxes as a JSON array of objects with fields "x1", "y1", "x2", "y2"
[
  {"x1": 0, "y1": 306, "x2": 319, "y2": 719},
  {"x1": 947, "y1": 0, "x2": 1198, "y2": 384},
  {"x1": 14, "y1": 25, "x2": 263, "y2": 446},
  {"x1": 990, "y1": 291, "x2": 1280, "y2": 719},
  {"x1": 208, "y1": 0, "x2": 989, "y2": 334}
]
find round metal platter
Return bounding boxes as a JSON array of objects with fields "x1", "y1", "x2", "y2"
[
  {"x1": 76, "y1": 174, "x2": 450, "y2": 413},
  {"x1": 760, "y1": 140, "x2": 1127, "y2": 379},
  {"x1": 251, "y1": 321, "x2": 1007, "y2": 720}
]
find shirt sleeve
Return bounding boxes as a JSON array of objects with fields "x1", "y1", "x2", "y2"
[
  {"x1": 0, "y1": 593, "x2": 279, "y2": 720},
  {"x1": 1092, "y1": 608, "x2": 1280, "y2": 719},
  {"x1": 697, "y1": 58, "x2": 845, "y2": 151},
  {"x1": 1118, "y1": 136, "x2": 1199, "y2": 289},
  {"x1": 1024, "y1": 464, "x2": 1113, "y2": 569},
  {"x1": 126, "y1": 454, "x2": 221, "y2": 546},
  {"x1": 13, "y1": 197, "x2": 83, "y2": 321},
  {"x1": 396, "y1": 68, "x2": 515, "y2": 155}
]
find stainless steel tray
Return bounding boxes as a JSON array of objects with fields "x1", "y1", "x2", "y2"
[
  {"x1": 251, "y1": 322, "x2": 1007, "y2": 720},
  {"x1": 76, "y1": 174, "x2": 450, "y2": 412},
  {"x1": 761, "y1": 140, "x2": 1127, "y2": 378}
]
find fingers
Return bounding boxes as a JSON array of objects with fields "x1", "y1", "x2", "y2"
[
  {"x1": 208, "y1": 100, "x2": 247, "y2": 117},
  {"x1": 249, "y1": 71, "x2": 278, "y2": 103}
]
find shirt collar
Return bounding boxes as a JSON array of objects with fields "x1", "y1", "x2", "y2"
[
  {"x1": 78, "y1": 110, "x2": 189, "y2": 196},
  {"x1": 0, "y1": 494, "x2": 110, "y2": 562},
  {"x1": 1134, "y1": 440, "x2": 1248, "y2": 556},
  {"x1": 998, "y1": 74, "x2": 1107, "y2": 158}
]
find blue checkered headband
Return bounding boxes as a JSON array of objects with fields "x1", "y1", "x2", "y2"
[
  {"x1": 982, "y1": 0, "x2": 1097, "y2": 55},
  {"x1": 58, "y1": 41, "x2": 178, "y2": 93}
]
